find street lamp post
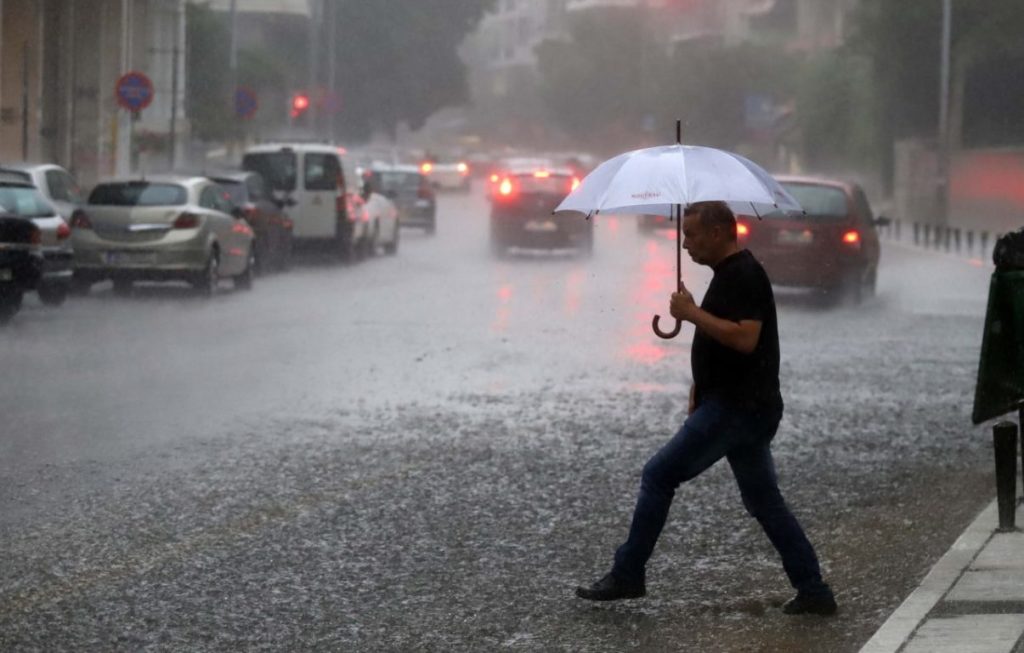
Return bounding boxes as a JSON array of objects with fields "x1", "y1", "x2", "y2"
[{"x1": 936, "y1": 0, "x2": 952, "y2": 226}]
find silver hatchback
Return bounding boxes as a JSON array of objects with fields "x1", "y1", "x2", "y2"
[{"x1": 71, "y1": 175, "x2": 256, "y2": 296}]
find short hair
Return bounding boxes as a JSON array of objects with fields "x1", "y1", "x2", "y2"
[{"x1": 684, "y1": 201, "x2": 736, "y2": 241}]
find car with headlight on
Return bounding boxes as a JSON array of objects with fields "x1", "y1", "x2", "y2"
[
  {"x1": 0, "y1": 172, "x2": 73, "y2": 305},
  {"x1": 420, "y1": 158, "x2": 470, "y2": 192},
  {"x1": 70, "y1": 175, "x2": 256, "y2": 297},
  {"x1": 736, "y1": 175, "x2": 889, "y2": 303},
  {"x1": 489, "y1": 167, "x2": 591, "y2": 257},
  {"x1": 0, "y1": 214, "x2": 42, "y2": 324}
]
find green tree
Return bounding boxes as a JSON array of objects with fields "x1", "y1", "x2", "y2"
[
  {"x1": 331, "y1": 0, "x2": 495, "y2": 140},
  {"x1": 185, "y1": 2, "x2": 235, "y2": 142},
  {"x1": 849, "y1": 0, "x2": 1024, "y2": 184}
]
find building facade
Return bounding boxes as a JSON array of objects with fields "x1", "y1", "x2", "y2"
[{"x1": 0, "y1": 0, "x2": 187, "y2": 187}]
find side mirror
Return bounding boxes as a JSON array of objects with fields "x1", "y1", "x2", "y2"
[{"x1": 874, "y1": 215, "x2": 892, "y2": 227}]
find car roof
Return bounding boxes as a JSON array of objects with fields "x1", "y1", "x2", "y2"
[
  {"x1": 775, "y1": 174, "x2": 856, "y2": 192},
  {"x1": 370, "y1": 163, "x2": 421, "y2": 174},
  {"x1": 205, "y1": 170, "x2": 255, "y2": 182},
  {"x1": 244, "y1": 143, "x2": 346, "y2": 155},
  {"x1": 0, "y1": 169, "x2": 35, "y2": 185},
  {"x1": 0, "y1": 162, "x2": 64, "y2": 174},
  {"x1": 93, "y1": 174, "x2": 206, "y2": 187},
  {"x1": 506, "y1": 165, "x2": 574, "y2": 177}
]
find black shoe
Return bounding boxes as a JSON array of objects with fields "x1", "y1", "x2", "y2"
[
  {"x1": 575, "y1": 572, "x2": 646, "y2": 601},
  {"x1": 782, "y1": 591, "x2": 838, "y2": 616}
]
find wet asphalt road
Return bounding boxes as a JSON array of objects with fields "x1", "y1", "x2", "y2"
[{"x1": 0, "y1": 187, "x2": 997, "y2": 652}]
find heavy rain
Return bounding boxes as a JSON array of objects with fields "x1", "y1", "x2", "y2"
[{"x1": 1, "y1": 1, "x2": 1023, "y2": 652}]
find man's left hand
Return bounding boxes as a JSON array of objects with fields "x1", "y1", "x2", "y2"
[{"x1": 670, "y1": 287, "x2": 697, "y2": 321}]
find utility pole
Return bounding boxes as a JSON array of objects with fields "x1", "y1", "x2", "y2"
[
  {"x1": 936, "y1": 0, "x2": 952, "y2": 226},
  {"x1": 168, "y1": 0, "x2": 181, "y2": 170},
  {"x1": 326, "y1": 0, "x2": 337, "y2": 143},
  {"x1": 228, "y1": 0, "x2": 238, "y2": 156}
]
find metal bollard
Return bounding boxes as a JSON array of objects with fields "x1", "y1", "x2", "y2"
[
  {"x1": 895, "y1": 219, "x2": 901, "y2": 240},
  {"x1": 925, "y1": 224, "x2": 931, "y2": 246},
  {"x1": 914, "y1": 222, "x2": 920, "y2": 245},
  {"x1": 944, "y1": 227, "x2": 952, "y2": 252},
  {"x1": 967, "y1": 231, "x2": 974, "y2": 255},
  {"x1": 994, "y1": 421, "x2": 1018, "y2": 531},
  {"x1": 954, "y1": 228, "x2": 961, "y2": 253},
  {"x1": 982, "y1": 232, "x2": 990, "y2": 258}
]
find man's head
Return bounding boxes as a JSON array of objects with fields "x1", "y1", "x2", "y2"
[{"x1": 682, "y1": 201, "x2": 739, "y2": 267}]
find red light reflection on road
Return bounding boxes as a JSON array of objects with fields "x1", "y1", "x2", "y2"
[
  {"x1": 492, "y1": 283, "x2": 513, "y2": 333},
  {"x1": 625, "y1": 341, "x2": 668, "y2": 365},
  {"x1": 564, "y1": 269, "x2": 584, "y2": 316}
]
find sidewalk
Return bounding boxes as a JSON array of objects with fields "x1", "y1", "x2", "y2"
[{"x1": 859, "y1": 499, "x2": 1024, "y2": 653}]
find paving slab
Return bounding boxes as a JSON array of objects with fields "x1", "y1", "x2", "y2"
[{"x1": 901, "y1": 615, "x2": 1024, "y2": 653}]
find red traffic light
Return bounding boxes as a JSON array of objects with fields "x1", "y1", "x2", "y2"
[{"x1": 291, "y1": 93, "x2": 310, "y2": 118}]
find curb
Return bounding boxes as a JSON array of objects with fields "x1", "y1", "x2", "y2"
[{"x1": 858, "y1": 499, "x2": 998, "y2": 653}]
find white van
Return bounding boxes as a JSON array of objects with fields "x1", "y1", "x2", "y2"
[{"x1": 242, "y1": 143, "x2": 360, "y2": 259}]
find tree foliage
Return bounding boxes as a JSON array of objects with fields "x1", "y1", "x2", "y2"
[{"x1": 331, "y1": 0, "x2": 496, "y2": 140}]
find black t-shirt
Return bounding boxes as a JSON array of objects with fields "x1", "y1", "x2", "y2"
[{"x1": 691, "y1": 249, "x2": 782, "y2": 410}]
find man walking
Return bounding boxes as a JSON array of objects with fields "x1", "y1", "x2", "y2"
[{"x1": 576, "y1": 201, "x2": 837, "y2": 615}]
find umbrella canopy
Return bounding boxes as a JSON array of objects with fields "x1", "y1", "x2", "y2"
[{"x1": 554, "y1": 144, "x2": 802, "y2": 218}]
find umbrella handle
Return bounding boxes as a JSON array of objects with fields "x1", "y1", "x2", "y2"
[{"x1": 651, "y1": 314, "x2": 682, "y2": 340}]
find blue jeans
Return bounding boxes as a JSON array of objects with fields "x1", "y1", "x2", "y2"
[{"x1": 612, "y1": 397, "x2": 829, "y2": 595}]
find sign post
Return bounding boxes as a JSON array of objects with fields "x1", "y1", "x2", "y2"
[{"x1": 115, "y1": 71, "x2": 154, "y2": 172}]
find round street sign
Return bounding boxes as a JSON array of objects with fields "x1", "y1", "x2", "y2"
[
  {"x1": 235, "y1": 86, "x2": 259, "y2": 120},
  {"x1": 115, "y1": 71, "x2": 154, "y2": 112}
]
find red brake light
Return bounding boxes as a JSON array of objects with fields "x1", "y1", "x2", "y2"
[
  {"x1": 173, "y1": 212, "x2": 200, "y2": 229},
  {"x1": 56, "y1": 221, "x2": 72, "y2": 240},
  {"x1": 533, "y1": 170, "x2": 550, "y2": 178},
  {"x1": 420, "y1": 162, "x2": 433, "y2": 174},
  {"x1": 737, "y1": 223, "x2": 750, "y2": 237},
  {"x1": 571, "y1": 177, "x2": 581, "y2": 191},
  {"x1": 842, "y1": 230, "x2": 860, "y2": 245},
  {"x1": 457, "y1": 162, "x2": 468, "y2": 174},
  {"x1": 70, "y1": 209, "x2": 92, "y2": 229},
  {"x1": 489, "y1": 173, "x2": 499, "y2": 183},
  {"x1": 498, "y1": 178, "x2": 514, "y2": 196}
]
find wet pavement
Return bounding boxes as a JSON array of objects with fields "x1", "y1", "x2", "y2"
[{"x1": 0, "y1": 188, "x2": 998, "y2": 651}]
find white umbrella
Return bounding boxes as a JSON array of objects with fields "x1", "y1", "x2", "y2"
[{"x1": 555, "y1": 121, "x2": 802, "y2": 339}]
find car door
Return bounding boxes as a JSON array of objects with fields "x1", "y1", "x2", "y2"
[
  {"x1": 199, "y1": 184, "x2": 243, "y2": 276},
  {"x1": 300, "y1": 151, "x2": 342, "y2": 240}
]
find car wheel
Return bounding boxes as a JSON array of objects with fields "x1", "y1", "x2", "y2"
[
  {"x1": 279, "y1": 236, "x2": 293, "y2": 271},
  {"x1": 579, "y1": 228, "x2": 595, "y2": 258},
  {"x1": 0, "y1": 288, "x2": 22, "y2": 325},
  {"x1": 234, "y1": 246, "x2": 255, "y2": 291},
  {"x1": 70, "y1": 274, "x2": 92, "y2": 296},
  {"x1": 366, "y1": 221, "x2": 380, "y2": 257},
  {"x1": 863, "y1": 267, "x2": 878, "y2": 298},
  {"x1": 193, "y1": 250, "x2": 220, "y2": 297},
  {"x1": 112, "y1": 278, "x2": 133, "y2": 297},
  {"x1": 335, "y1": 223, "x2": 355, "y2": 263},
  {"x1": 38, "y1": 282, "x2": 69, "y2": 306},
  {"x1": 425, "y1": 220, "x2": 436, "y2": 236}
]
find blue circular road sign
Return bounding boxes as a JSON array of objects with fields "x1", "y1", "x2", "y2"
[
  {"x1": 115, "y1": 71, "x2": 154, "y2": 112},
  {"x1": 235, "y1": 86, "x2": 259, "y2": 120}
]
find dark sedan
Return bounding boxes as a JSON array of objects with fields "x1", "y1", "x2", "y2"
[
  {"x1": 0, "y1": 215, "x2": 42, "y2": 324},
  {"x1": 208, "y1": 171, "x2": 293, "y2": 273},
  {"x1": 489, "y1": 167, "x2": 591, "y2": 257}
]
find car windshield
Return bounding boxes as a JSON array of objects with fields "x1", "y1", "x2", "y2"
[
  {"x1": 243, "y1": 152, "x2": 297, "y2": 192},
  {"x1": 375, "y1": 171, "x2": 422, "y2": 192},
  {"x1": 0, "y1": 185, "x2": 55, "y2": 218},
  {"x1": 512, "y1": 173, "x2": 572, "y2": 195},
  {"x1": 776, "y1": 183, "x2": 849, "y2": 220},
  {"x1": 88, "y1": 183, "x2": 188, "y2": 206},
  {"x1": 215, "y1": 181, "x2": 248, "y2": 205}
]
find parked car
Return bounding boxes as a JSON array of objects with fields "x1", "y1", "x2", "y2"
[
  {"x1": 206, "y1": 171, "x2": 293, "y2": 273},
  {"x1": 242, "y1": 143, "x2": 360, "y2": 261},
  {"x1": 489, "y1": 166, "x2": 591, "y2": 257},
  {"x1": 737, "y1": 175, "x2": 890, "y2": 303},
  {"x1": 0, "y1": 163, "x2": 84, "y2": 222},
  {"x1": 363, "y1": 163, "x2": 435, "y2": 235},
  {"x1": 0, "y1": 215, "x2": 42, "y2": 324},
  {"x1": 0, "y1": 172, "x2": 73, "y2": 305},
  {"x1": 356, "y1": 177, "x2": 400, "y2": 255},
  {"x1": 420, "y1": 157, "x2": 471, "y2": 192},
  {"x1": 70, "y1": 175, "x2": 256, "y2": 296}
]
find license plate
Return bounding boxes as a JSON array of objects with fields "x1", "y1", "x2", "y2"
[
  {"x1": 0, "y1": 268, "x2": 11, "y2": 281},
  {"x1": 777, "y1": 229, "x2": 813, "y2": 245},
  {"x1": 105, "y1": 251, "x2": 156, "y2": 265},
  {"x1": 524, "y1": 220, "x2": 557, "y2": 233}
]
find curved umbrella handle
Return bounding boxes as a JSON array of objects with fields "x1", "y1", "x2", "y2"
[{"x1": 651, "y1": 314, "x2": 682, "y2": 340}]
